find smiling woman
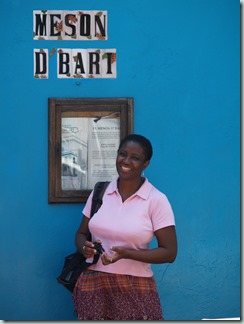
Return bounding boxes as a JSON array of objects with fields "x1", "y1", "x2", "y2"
[
  {"x1": 73, "y1": 134, "x2": 177, "y2": 320},
  {"x1": 116, "y1": 136, "x2": 151, "y2": 200}
]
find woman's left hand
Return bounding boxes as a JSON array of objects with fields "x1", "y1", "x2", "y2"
[{"x1": 100, "y1": 246, "x2": 125, "y2": 265}]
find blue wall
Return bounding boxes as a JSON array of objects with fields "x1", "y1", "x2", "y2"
[{"x1": 0, "y1": 0, "x2": 240, "y2": 320}]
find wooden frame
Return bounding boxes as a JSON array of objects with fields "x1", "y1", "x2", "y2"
[{"x1": 48, "y1": 98, "x2": 134, "y2": 203}]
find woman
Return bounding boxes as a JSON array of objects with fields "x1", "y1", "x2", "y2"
[{"x1": 73, "y1": 134, "x2": 177, "y2": 320}]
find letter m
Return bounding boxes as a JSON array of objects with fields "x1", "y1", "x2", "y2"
[{"x1": 34, "y1": 11, "x2": 47, "y2": 38}]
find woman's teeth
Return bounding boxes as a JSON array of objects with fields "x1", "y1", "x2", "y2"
[{"x1": 121, "y1": 166, "x2": 131, "y2": 172}]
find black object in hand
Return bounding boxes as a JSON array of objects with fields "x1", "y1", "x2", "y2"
[{"x1": 93, "y1": 241, "x2": 105, "y2": 255}]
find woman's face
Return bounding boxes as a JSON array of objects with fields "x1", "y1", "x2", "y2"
[{"x1": 116, "y1": 140, "x2": 150, "y2": 180}]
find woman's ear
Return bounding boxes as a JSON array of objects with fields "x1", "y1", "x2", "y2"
[{"x1": 143, "y1": 160, "x2": 150, "y2": 169}]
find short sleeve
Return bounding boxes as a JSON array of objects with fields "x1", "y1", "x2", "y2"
[{"x1": 150, "y1": 192, "x2": 175, "y2": 232}]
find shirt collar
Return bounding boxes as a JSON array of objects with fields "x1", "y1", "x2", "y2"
[{"x1": 107, "y1": 176, "x2": 152, "y2": 200}]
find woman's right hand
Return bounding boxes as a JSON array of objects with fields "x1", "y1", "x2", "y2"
[{"x1": 82, "y1": 241, "x2": 98, "y2": 258}]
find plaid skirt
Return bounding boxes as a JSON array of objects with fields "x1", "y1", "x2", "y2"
[{"x1": 73, "y1": 269, "x2": 164, "y2": 320}]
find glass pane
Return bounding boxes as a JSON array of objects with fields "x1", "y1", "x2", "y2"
[{"x1": 61, "y1": 114, "x2": 120, "y2": 190}]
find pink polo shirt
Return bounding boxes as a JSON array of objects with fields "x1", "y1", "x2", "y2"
[{"x1": 82, "y1": 177, "x2": 175, "y2": 277}]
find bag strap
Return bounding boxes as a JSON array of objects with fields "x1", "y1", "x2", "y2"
[
  {"x1": 90, "y1": 181, "x2": 110, "y2": 217},
  {"x1": 86, "y1": 181, "x2": 110, "y2": 242}
]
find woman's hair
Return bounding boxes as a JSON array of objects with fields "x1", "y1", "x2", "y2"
[{"x1": 118, "y1": 134, "x2": 153, "y2": 161}]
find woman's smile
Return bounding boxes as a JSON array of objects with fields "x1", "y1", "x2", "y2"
[
  {"x1": 121, "y1": 166, "x2": 132, "y2": 172},
  {"x1": 116, "y1": 141, "x2": 149, "y2": 180}
]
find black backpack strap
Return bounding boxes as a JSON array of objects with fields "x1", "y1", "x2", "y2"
[
  {"x1": 90, "y1": 181, "x2": 110, "y2": 217},
  {"x1": 86, "y1": 181, "x2": 110, "y2": 243}
]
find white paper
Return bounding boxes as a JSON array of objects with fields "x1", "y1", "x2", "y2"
[
  {"x1": 61, "y1": 118, "x2": 88, "y2": 190},
  {"x1": 61, "y1": 116, "x2": 120, "y2": 190},
  {"x1": 87, "y1": 116, "x2": 120, "y2": 188}
]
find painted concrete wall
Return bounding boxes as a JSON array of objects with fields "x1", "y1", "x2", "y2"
[{"x1": 0, "y1": 0, "x2": 240, "y2": 320}]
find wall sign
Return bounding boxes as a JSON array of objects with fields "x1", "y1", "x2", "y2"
[
  {"x1": 33, "y1": 10, "x2": 117, "y2": 79},
  {"x1": 34, "y1": 10, "x2": 107, "y2": 40},
  {"x1": 34, "y1": 48, "x2": 116, "y2": 79}
]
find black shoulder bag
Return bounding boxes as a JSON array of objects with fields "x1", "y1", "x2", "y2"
[{"x1": 56, "y1": 181, "x2": 110, "y2": 293}]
